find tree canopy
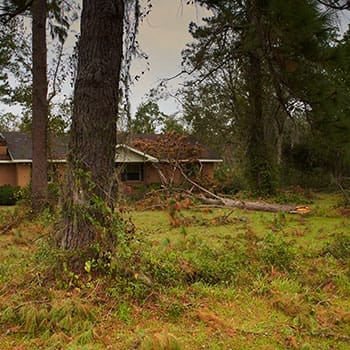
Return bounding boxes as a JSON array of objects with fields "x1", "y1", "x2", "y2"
[{"x1": 180, "y1": 0, "x2": 349, "y2": 193}]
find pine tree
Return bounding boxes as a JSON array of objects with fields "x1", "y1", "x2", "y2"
[{"x1": 183, "y1": 0, "x2": 339, "y2": 194}]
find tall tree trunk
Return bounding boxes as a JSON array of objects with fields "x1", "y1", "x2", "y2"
[
  {"x1": 245, "y1": 0, "x2": 276, "y2": 195},
  {"x1": 31, "y1": 0, "x2": 48, "y2": 210},
  {"x1": 58, "y1": 0, "x2": 124, "y2": 250}
]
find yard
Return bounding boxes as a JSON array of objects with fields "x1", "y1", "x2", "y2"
[{"x1": 0, "y1": 193, "x2": 349, "y2": 349}]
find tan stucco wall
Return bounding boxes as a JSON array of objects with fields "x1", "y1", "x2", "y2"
[
  {"x1": 0, "y1": 161, "x2": 217, "y2": 190},
  {"x1": 200, "y1": 163, "x2": 215, "y2": 179},
  {"x1": 0, "y1": 146, "x2": 7, "y2": 155},
  {"x1": 0, "y1": 163, "x2": 66, "y2": 188},
  {"x1": 0, "y1": 164, "x2": 17, "y2": 186},
  {"x1": 16, "y1": 164, "x2": 31, "y2": 187},
  {"x1": 144, "y1": 164, "x2": 160, "y2": 185}
]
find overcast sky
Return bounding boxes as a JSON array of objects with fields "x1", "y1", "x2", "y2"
[
  {"x1": 0, "y1": 0, "x2": 210, "y2": 118},
  {"x1": 1, "y1": 1, "x2": 349, "y2": 119},
  {"x1": 129, "y1": 0, "x2": 211, "y2": 115}
]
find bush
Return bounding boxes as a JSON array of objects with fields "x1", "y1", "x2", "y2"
[
  {"x1": 0, "y1": 184, "x2": 21, "y2": 205},
  {"x1": 258, "y1": 232, "x2": 295, "y2": 272},
  {"x1": 325, "y1": 233, "x2": 350, "y2": 261}
]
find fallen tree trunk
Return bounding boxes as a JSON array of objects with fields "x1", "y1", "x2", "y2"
[
  {"x1": 199, "y1": 196, "x2": 310, "y2": 214},
  {"x1": 177, "y1": 166, "x2": 310, "y2": 214}
]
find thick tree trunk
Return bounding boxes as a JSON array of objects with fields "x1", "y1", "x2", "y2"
[
  {"x1": 58, "y1": 0, "x2": 124, "y2": 250},
  {"x1": 245, "y1": 0, "x2": 276, "y2": 195},
  {"x1": 31, "y1": 0, "x2": 48, "y2": 210}
]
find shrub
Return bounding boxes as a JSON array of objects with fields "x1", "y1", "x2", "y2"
[
  {"x1": 325, "y1": 233, "x2": 350, "y2": 261},
  {"x1": 0, "y1": 184, "x2": 21, "y2": 205},
  {"x1": 258, "y1": 232, "x2": 295, "y2": 272},
  {"x1": 274, "y1": 187, "x2": 313, "y2": 205}
]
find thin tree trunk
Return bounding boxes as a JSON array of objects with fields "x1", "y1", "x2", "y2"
[
  {"x1": 31, "y1": 0, "x2": 48, "y2": 210},
  {"x1": 58, "y1": 0, "x2": 124, "y2": 250}
]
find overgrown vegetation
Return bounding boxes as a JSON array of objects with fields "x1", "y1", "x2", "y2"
[
  {"x1": 0, "y1": 184, "x2": 21, "y2": 205},
  {"x1": 0, "y1": 193, "x2": 349, "y2": 349}
]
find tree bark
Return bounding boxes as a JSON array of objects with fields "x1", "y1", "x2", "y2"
[
  {"x1": 31, "y1": 0, "x2": 48, "y2": 210},
  {"x1": 245, "y1": 0, "x2": 276, "y2": 195},
  {"x1": 57, "y1": 0, "x2": 124, "y2": 250}
]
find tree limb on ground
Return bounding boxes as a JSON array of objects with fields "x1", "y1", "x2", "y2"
[
  {"x1": 178, "y1": 165, "x2": 310, "y2": 214},
  {"x1": 198, "y1": 196, "x2": 310, "y2": 214}
]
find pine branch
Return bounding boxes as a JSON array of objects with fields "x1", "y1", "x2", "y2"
[{"x1": 0, "y1": 0, "x2": 34, "y2": 24}]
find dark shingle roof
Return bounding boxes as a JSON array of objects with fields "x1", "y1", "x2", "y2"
[
  {"x1": 1, "y1": 132, "x2": 67, "y2": 161},
  {"x1": 0, "y1": 132, "x2": 221, "y2": 162}
]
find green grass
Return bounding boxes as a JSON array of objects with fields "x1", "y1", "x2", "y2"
[{"x1": 0, "y1": 193, "x2": 350, "y2": 349}]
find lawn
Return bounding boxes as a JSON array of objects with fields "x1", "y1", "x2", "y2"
[{"x1": 0, "y1": 193, "x2": 349, "y2": 349}]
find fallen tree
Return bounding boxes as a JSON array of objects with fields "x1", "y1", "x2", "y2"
[
  {"x1": 178, "y1": 165, "x2": 310, "y2": 214},
  {"x1": 198, "y1": 196, "x2": 310, "y2": 214},
  {"x1": 130, "y1": 133, "x2": 310, "y2": 214}
]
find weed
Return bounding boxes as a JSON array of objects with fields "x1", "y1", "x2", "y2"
[
  {"x1": 1, "y1": 297, "x2": 96, "y2": 339},
  {"x1": 140, "y1": 332, "x2": 182, "y2": 350},
  {"x1": 141, "y1": 250, "x2": 185, "y2": 286},
  {"x1": 164, "y1": 301, "x2": 185, "y2": 321},
  {"x1": 275, "y1": 188, "x2": 313, "y2": 205},
  {"x1": 258, "y1": 232, "x2": 295, "y2": 272},
  {"x1": 117, "y1": 302, "x2": 132, "y2": 324},
  {"x1": 325, "y1": 232, "x2": 350, "y2": 261},
  {"x1": 1, "y1": 194, "x2": 350, "y2": 349}
]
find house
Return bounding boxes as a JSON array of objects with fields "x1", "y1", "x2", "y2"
[{"x1": 0, "y1": 131, "x2": 222, "y2": 189}]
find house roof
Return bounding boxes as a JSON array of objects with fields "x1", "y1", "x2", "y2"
[
  {"x1": 0, "y1": 131, "x2": 222, "y2": 163},
  {"x1": 118, "y1": 133, "x2": 222, "y2": 162},
  {"x1": 1, "y1": 132, "x2": 67, "y2": 161},
  {"x1": 115, "y1": 144, "x2": 159, "y2": 163}
]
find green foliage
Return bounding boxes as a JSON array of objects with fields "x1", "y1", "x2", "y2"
[
  {"x1": 274, "y1": 188, "x2": 314, "y2": 205},
  {"x1": 0, "y1": 112, "x2": 20, "y2": 131},
  {"x1": 148, "y1": 183, "x2": 162, "y2": 192},
  {"x1": 1, "y1": 194, "x2": 350, "y2": 348},
  {"x1": 0, "y1": 1, "x2": 78, "y2": 135},
  {"x1": 183, "y1": 0, "x2": 349, "y2": 193},
  {"x1": 141, "y1": 250, "x2": 185, "y2": 286},
  {"x1": 116, "y1": 301, "x2": 132, "y2": 324},
  {"x1": 131, "y1": 101, "x2": 166, "y2": 133},
  {"x1": 1, "y1": 298, "x2": 95, "y2": 338},
  {"x1": 325, "y1": 232, "x2": 350, "y2": 261},
  {"x1": 245, "y1": 155, "x2": 278, "y2": 196},
  {"x1": 258, "y1": 232, "x2": 295, "y2": 272},
  {"x1": 186, "y1": 246, "x2": 244, "y2": 285},
  {"x1": 214, "y1": 165, "x2": 246, "y2": 194},
  {"x1": 162, "y1": 114, "x2": 186, "y2": 134},
  {"x1": 140, "y1": 333, "x2": 182, "y2": 350},
  {"x1": 164, "y1": 300, "x2": 185, "y2": 321},
  {"x1": 0, "y1": 184, "x2": 21, "y2": 205}
]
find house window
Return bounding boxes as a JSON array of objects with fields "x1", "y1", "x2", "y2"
[{"x1": 121, "y1": 164, "x2": 144, "y2": 182}]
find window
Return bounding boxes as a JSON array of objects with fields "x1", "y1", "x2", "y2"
[{"x1": 121, "y1": 164, "x2": 144, "y2": 182}]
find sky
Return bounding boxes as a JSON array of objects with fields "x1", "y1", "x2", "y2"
[
  {"x1": 1, "y1": 1, "x2": 349, "y2": 119},
  {"x1": 0, "y1": 0, "x2": 211, "y2": 119},
  {"x1": 129, "y1": 0, "x2": 211, "y2": 115}
]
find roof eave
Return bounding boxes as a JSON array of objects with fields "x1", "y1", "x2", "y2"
[{"x1": 116, "y1": 144, "x2": 159, "y2": 163}]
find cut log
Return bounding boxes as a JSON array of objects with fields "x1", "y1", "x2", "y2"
[{"x1": 199, "y1": 196, "x2": 310, "y2": 214}]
